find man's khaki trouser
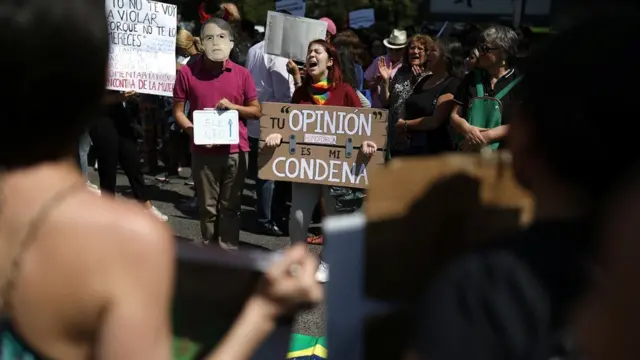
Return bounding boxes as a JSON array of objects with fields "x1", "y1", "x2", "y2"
[{"x1": 192, "y1": 152, "x2": 248, "y2": 250}]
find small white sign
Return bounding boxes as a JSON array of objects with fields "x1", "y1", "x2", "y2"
[
  {"x1": 193, "y1": 110, "x2": 240, "y2": 145},
  {"x1": 349, "y1": 8, "x2": 375, "y2": 29}
]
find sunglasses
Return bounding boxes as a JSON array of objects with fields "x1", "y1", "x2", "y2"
[{"x1": 478, "y1": 44, "x2": 500, "y2": 54}]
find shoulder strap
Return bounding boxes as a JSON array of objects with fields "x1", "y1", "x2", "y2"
[
  {"x1": 0, "y1": 181, "x2": 86, "y2": 312},
  {"x1": 473, "y1": 70, "x2": 485, "y2": 97},
  {"x1": 495, "y1": 75, "x2": 524, "y2": 100}
]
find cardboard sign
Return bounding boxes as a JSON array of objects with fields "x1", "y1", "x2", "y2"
[
  {"x1": 321, "y1": 152, "x2": 534, "y2": 359},
  {"x1": 193, "y1": 110, "x2": 240, "y2": 145},
  {"x1": 105, "y1": 0, "x2": 177, "y2": 96},
  {"x1": 365, "y1": 152, "x2": 534, "y2": 301},
  {"x1": 258, "y1": 102, "x2": 388, "y2": 189}
]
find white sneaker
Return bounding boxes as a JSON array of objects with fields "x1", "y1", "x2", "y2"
[
  {"x1": 86, "y1": 181, "x2": 101, "y2": 195},
  {"x1": 315, "y1": 261, "x2": 329, "y2": 283},
  {"x1": 149, "y1": 206, "x2": 168, "y2": 222}
]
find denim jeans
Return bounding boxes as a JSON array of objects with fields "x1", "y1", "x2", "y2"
[
  {"x1": 249, "y1": 137, "x2": 275, "y2": 225},
  {"x1": 78, "y1": 131, "x2": 92, "y2": 179}
]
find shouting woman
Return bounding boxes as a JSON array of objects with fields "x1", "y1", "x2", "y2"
[
  {"x1": 264, "y1": 40, "x2": 379, "y2": 283},
  {"x1": 394, "y1": 37, "x2": 465, "y2": 156}
]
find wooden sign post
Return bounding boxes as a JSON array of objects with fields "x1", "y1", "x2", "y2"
[{"x1": 257, "y1": 102, "x2": 388, "y2": 189}]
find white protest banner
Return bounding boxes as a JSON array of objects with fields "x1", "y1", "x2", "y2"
[
  {"x1": 275, "y1": 0, "x2": 306, "y2": 17},
  {"x1": 193, "y1": 110, "x2": 240, "y2": 145},
  {"x1": 349, "y1": 8, "x2": 375, "y2": 29},
  {"x1": 264, "y1": 11, "x2": 327, "y2": 62},
  {"x1": 105, "y1": 0, "x2": 177, "y2": 97}
]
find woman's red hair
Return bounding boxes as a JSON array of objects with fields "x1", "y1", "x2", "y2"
[{"x1": 303, "y1": 39, "x2": 343, "y2": 89}]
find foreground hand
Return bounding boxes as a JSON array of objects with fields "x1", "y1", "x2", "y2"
[
  {"x1": 252, "y1": 243, "x2": 323, "y2": 319},
  {"x1": 265, "y1": 134, "x2": 282, "y2": 147},
  {"x1": 216, "y1": 98, "x2": 236, "y2": 110},
  {"x1": 395, "y1": 119, "x2": 406, "y2": 132},
  {"x1": 362, "y1": 141, "x2": 377, "y2": 155}
]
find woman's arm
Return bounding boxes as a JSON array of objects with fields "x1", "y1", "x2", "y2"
[
  {"x1": 450, "y1": 103, "x2": 470, "y2": 135},
  {"x1": 379, "y1": 77, "x2": 391, "y2": 106},
  {"x1": 172, "y1": 100, "x2": 193, "y2": 136},
  {"x1": 206, "y1": 244, "x2": 323, "y2": 360},
  {"x1": 481, "y1": 125, "x2": 509, "y2": 144},
  {"x1": 398, "y1": 94, "x2": 455, "y2": 131},
  {"x1": 204, "y1": 298, "x2": 277, "y2": 360},
  {"x1": 96, "y1": 218, "x2": 175, "y2": 360}
]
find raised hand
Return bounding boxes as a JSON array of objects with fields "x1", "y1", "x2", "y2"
[{"x1": 377, "y1": 57, "x2": 393, "y2": 81}]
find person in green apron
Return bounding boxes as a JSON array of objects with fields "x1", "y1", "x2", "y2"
[{"x1": 450, "y1": 25, "x2": 523, "y2": 151}]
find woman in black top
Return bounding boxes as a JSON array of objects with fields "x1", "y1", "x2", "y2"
[
  {"x1": 395, "y1": 37, "x2": 464, "y2": 155},
  {"x1": 89, "y1": 90, "x2": 167, "y2": 221}
]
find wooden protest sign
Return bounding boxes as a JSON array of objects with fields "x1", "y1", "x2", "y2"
[
  {"x1": 365, "y1": 151, "x2": 534, "y2": 301},
  {"x1": 361, "y1": 152, "x2": 534, "y2": 359},
  {"x1": 258, "y1": 102, "x2": 388, "y2": 189}
]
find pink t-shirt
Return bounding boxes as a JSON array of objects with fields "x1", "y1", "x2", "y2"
[
  {"x1": 364, "y1": 55, "x2": 403, "y2": 108},
  {"x1": 174, "y1": 57, "x2": 257, "y2": 155}
]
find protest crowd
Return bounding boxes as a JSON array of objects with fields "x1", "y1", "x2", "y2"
[{"x1": 2, "y1": 0, "x2": 640, "y2": 359}]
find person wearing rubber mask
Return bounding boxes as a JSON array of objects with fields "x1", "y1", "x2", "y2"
[
  {"x1": 173, "y1": 18, "x2": 261, "y2": 250},
  {"x1": 264, "y1": 40, "x2": 378, "y2": 283}
]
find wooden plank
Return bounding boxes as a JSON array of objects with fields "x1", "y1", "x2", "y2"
[
  {"x1": 257, "y1": 142, "x2": 385, "y2": 189},
  {"x1": 259, "y1": 102, "x2": 388, "y2": 149}
]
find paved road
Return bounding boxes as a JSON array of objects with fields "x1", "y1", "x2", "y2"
[{"x1": 87, "y1": 168, "x2": 325, "y2": 337}]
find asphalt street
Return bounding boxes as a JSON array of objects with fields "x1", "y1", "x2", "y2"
[{"x1": 87, "y1": 167, "x2": 325, "y2": 337}]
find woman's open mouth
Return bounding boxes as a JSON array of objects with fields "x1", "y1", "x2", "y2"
[{"x1": 307, "y1": 59, "x2": 318, "y2": 70}]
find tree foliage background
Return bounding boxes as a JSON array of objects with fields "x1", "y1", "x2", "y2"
[{"x1": 178, "y1": 0, "x2": 421, "y2": 33}]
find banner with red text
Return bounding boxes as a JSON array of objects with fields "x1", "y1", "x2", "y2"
[{"x1": 105, "y1": 0, "x2": 177, "y2": 96}]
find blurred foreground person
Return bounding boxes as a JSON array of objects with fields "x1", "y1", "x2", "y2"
[
  {"x1": 414, "y1": 10, "x2": 640, "y2": 360},
  {"x1": 575, "y1": 165, "x2": 640, "y2": 360},
  {"x1": 0, "y1": 1, "x2": 321, "y2": 359}
]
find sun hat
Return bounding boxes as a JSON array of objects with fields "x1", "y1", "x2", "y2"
[{"x1": 383, "y1": 29, "x2": 408, "y2": 49}]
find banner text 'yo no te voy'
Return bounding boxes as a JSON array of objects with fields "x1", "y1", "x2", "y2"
[
  {"x1": 105, "y1": 0, "x2": 177, "y2": 97},
  {"x1": 258, "y1": 103, "x2": 388, "y2": 189}
]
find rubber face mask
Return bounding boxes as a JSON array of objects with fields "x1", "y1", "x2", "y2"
[{"x1": 201, "y1": 23, "x2": 234, "y2": 62}]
